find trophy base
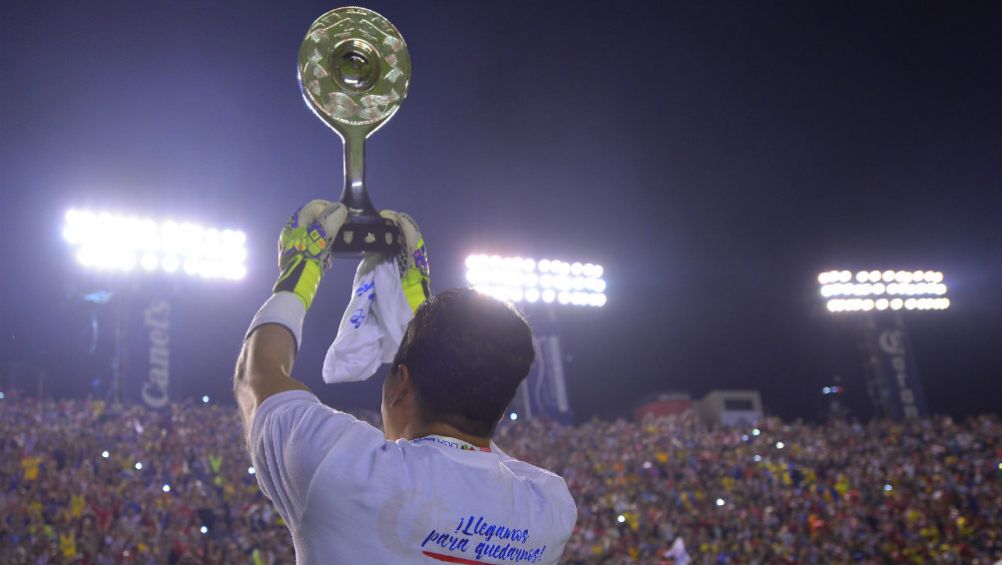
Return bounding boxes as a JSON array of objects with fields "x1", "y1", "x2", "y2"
[{"x1": 332, "y1": 216, "x2": 402, "y2": 257}]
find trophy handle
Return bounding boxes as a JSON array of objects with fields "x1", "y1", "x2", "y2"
[
  {"x1": 331, "y1": 128, "x2": 402, "y2": 256},
  {"x1": 341, "y1": 128, "x2": 376, "y2": 216}
]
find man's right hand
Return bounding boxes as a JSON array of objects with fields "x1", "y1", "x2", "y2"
[{"x1": 273, "y1": 200, "x2": 348, "y2": 310}]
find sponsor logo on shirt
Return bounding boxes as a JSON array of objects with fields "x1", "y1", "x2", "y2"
[{"x1": 412, "y1": 435, "x2": 491, "y2": 452}]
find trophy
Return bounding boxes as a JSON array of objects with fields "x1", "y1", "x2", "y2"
[{"x1": 298, "y1": 6, "x2": 410, "y2": 256}]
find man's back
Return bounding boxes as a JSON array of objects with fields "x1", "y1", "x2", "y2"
[{"x1": 251, "y1": 391, "x2": 577, "y2": 564}]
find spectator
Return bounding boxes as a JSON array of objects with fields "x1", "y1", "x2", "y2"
[{"x1": 1, "y1": 397, "x2": 1000, "y2": 564}]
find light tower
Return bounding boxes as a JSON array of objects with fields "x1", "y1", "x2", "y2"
[
  {"x1": 62, "y1": 209, "x2": 247, "y2": 405},
  {"x1": 464, "y1": 254, "x2": 607, "y2": 422},
  {"x1": 817, "y1": 269, "x2": 949, "y2": 420}
]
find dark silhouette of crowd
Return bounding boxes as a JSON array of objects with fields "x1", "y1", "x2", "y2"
[{"x1": 1, "y1": 395, "x2": 1000, "y2": 564}]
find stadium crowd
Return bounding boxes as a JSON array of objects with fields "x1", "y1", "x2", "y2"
[
  {"x1": 496, "y1": 413, "x2": 1002, "y2": 564},
  {"x1": 1, "y1": 394, "x2": 1000, "y2": 564}
]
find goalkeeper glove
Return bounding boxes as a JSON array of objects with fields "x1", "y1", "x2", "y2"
[
  {"x1": 273, "y1": 200, "x2": 348, "y2": 310},
  {"x1": 360, "y1": 210, "x2": 430, "y2": 312}
]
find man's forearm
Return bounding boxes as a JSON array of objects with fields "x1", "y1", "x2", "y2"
[
  {"x1": 237, "y1": 323, "x2": 298, "y2": 392},
  {"x1": 235, "y1": 323, "x2": 309, "y2": 440}
]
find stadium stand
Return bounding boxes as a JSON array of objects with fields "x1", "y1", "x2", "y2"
[{"x1": 1, "y1": 398, "x2": 999, "y2": 563}]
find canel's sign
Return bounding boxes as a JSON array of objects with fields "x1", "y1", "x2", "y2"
[
  {"x1": 142, "y1": 300, "x2": 170, "y2": 408},
  {"x1": 866, "y1": 318, "x2": 929, "y2": 420},
  {"x1": 879, "y1": 330, "x2": 920, "y2": 419}
]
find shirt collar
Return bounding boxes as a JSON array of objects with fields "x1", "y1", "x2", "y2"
[{"x1": 411, "y1": 434, "x2": 492, "y2": 452}]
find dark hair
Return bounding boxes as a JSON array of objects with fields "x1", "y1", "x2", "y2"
[{"x1": 391, "y1": 288, "x2": 535, "y2": 437}]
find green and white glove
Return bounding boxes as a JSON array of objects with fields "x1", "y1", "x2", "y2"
[
  {"x1": 247, "y1": 200, "x2": 347, "y2": 350},
  {"x1": 361, "y1": 210, "x2": 431, "y2": 312},
  {"x1": 382, "y1": 210, "x2": 431, "y2": 312},
  {"x1": 273, "y1": 200, "x2": 348, "y2": 310}
]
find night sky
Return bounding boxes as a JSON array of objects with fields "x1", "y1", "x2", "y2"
[{"x1": 1, "y1": 1, "x2": 999, "y2": 422}]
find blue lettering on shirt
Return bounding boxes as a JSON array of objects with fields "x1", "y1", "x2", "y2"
[
  {"x1": 420, "y1": 515, "x2": 545, "y2": 563},
  {"x1": 355, "y1": 281, "x2": 375, "y2": 297},
  {"x1": 350, "y1": 308, "x2": 365, "y2": 329}
]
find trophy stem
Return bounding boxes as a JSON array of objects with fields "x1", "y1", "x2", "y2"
[{"x1": 341, "y1": 130, "x2": 378, "y2": 218}]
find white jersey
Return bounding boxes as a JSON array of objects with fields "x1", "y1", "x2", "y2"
[{"x1": 250, "y1": 390, "x2": 577, "y2": 565}]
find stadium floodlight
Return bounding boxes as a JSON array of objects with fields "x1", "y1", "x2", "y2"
[
  {"x1": 816, "y1": 269, "x2": 949, "y2": 313},
  {"x1": 464, "y1": 254, "x2": 607, "y2": 307},
  {"x1": 62, "y1": 209, "x2": 248, "y2": 281}
]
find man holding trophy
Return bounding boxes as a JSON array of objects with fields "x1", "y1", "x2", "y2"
[{"x1": 233, "y1": 8, "x2": 577, "y2": 564}]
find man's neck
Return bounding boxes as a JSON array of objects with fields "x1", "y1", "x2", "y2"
[{"x1": 402, "y1": 421, "x2": 491, "y2": 449}]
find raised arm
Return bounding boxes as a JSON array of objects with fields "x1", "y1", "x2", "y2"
[
  {"x1": 235, "y1": 324, "x2": 307, "y2": 438},
  {"x1": 234, "y1": 200, "x2": 347, "y2": 441}
]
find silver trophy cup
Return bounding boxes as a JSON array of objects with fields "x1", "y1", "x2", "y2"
[{"x1": 298, "y1": 6, "x2": 410, "y2": 255}]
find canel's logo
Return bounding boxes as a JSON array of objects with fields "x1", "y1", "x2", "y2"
[
  {"x1": 878, "y1": 330, "x2": 905, "y2": 355},
  {"x1": 877, "y1": 329, "x2": 918, "y2": 418},
  {"x1": 141, "y1": 300, "x2": 170, "y2": 408}
]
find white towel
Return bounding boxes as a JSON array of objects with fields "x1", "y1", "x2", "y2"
[{"x1": 322, "y1": 258, "x2": 414, "y2": 383}]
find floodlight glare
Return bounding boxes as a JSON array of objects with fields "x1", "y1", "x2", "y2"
[
  {"x1": 817, "y1": 269, "x2": 950, "y2": 313},
  {"x1": 63, "y1": 209, "x2": 247, "y2": 281},
  {"x1": 465, "y1": 254, "x2": 606, "y2": 307}
]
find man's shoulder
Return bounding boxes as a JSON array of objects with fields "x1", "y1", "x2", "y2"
[
  {"x1": 492, "y1": 447, "x2": 575, "y2": 509},
  {"x1": 494, "y1": 447, "x2": 562, "y2": 481}
]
